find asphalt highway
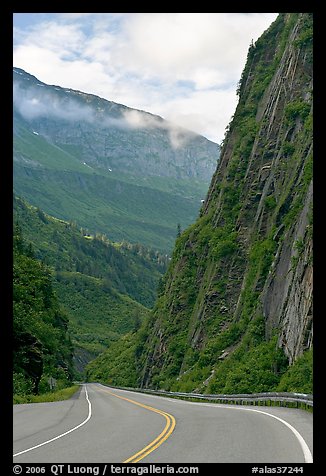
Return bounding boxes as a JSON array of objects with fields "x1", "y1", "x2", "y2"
[{"x1": 13, "y1": 383, "x2": 313, "y2": 463}]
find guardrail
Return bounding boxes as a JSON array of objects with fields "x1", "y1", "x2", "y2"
[
  {"x1": 143, "y1": 389, "x2": 313, "y2": 409},
  {"x1": 96, "y1": 383, "x2": 313, "y2": 410}
]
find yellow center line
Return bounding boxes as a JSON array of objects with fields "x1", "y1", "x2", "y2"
[{"x1": 97, "y1": 386, "x2": 176, "y2": 463}]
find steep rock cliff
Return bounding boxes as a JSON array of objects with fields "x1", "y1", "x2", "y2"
[{"x1": 136, "y1": 13, "x2": 313, "y2": 392}]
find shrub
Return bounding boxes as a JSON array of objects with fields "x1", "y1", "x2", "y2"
[
  {"x1": 207, "y1": 336, "x2": 288, "y2": 394},
  {"x1": 212, "y1": 238, "x2": 238, "y2": 260},
  {"x1": 282, "y1": 142, "x2": 295, "y2": 156},
  {"x1": 285, "y1": 100, "x2": 310, "y2": 123},
  {"x1": 277, "y1": 349, "x2": 313, "y2": 393},
  {"x1": 264, "y1": 196, "x2": 277, "y2": 210},
  {"x1": 13, "y1": 372, "x2": 33, "y2": 396}
]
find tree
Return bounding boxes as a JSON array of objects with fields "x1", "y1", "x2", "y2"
[{"x1": 133, "y1": 309, "x2": 142, "y2": 333}]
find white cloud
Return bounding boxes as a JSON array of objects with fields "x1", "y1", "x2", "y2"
[
  {"x1": 13, "y1": 82, "x2": 96, "y2": 122},
  {"x1": 21, "y1": 21, "x2": 86, "y2": 58},
  {"x1": 152, "y1": 87, "x2": 238, "y2": 142},
  {"x1": 122, "y1": 109, "x2": 196, "y2": 149},
  {"x1": 13, "y1": 13, "x2": 278, "y2": 143},
  {"x1": 13, "y1": 76, "x2": 198, "y2": 150},
  {"x1": 123, "y1": 109, "x2": 161, "y2": 129},
  {"x1": 117, "y1": 13, "x2": 277, "y2": 85}
]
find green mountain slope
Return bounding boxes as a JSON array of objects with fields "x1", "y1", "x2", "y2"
[
  {"x1": 14, "y1": 196, "x2": 165, "y2": 363},
  {"x1": 86, "y1": 13, "x2": 313, "y2": 394},
  {"x1": 54, "y1": 272, "x2": 149, "y2": 361},
  {"x1": 13, "y1": 69, "x2": 219, "y2": 252}
]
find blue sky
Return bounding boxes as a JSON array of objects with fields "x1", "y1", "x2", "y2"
[{"x1": 13, "y1": 13, "x2": 278, "y2": 143}]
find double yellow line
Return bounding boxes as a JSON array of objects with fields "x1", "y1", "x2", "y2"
[{"x1": 98, "y1": 387, "x2": 176, "y2": 463}]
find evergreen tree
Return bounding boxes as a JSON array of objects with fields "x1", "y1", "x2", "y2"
[{"x1": 13, "y1": 222, "x2": 74, "y2": 395}]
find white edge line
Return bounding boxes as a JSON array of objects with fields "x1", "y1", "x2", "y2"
[
  {"x1": 166, "y1": 397, "x2": 313, "y2": 463},
  {"x1": 240, "y1": 407, "x2": 313, "y2": 463},
  {"x1": 100, "y1": 387, "x2": 313, "y2": 463},
  {"x1": 13, "y1": 385, "x2": 92, "y2": 457}
]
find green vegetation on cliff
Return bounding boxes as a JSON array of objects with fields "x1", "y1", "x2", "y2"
[
  {"x1": 86, "y1": 333, "x2": 139, "y2": 387},
  {"x1": 86, "y1": 13, "x2": 313, "y2": 395}
]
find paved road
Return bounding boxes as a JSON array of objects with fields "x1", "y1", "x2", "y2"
[{"x1": 13, "y1": 383, "x2": 313, "y2": 463}]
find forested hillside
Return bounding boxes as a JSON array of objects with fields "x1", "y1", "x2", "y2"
[
  {"x1": 13, "y1": 224, "x2": 74, "y2": 397},
  {"x1": 14, "y1": 196, "x2": 166, "y2": 368},
  {"x1": 87, "y1": 13, "x2": 313, "y2": 394}
]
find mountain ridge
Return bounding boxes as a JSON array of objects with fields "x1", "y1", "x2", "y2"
[{"x1": 13, "y1": 67, "x2": 220, "y2": 252}]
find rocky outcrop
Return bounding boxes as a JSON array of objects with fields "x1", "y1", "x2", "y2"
[
  {"x1": 263, "y1": 181, "x2": 313, "y2": 363},
  {"x1": 137, "y1": 13, "x2": 313, "y2": 391}
]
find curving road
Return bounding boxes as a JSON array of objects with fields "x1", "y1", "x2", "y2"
[{"x1": 13, "y1": 383, "x2": 313, "y2": 463}]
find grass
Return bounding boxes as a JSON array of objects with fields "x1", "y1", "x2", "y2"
[
  {"x1": 13, "y1": 385, "x2": 80, "y2": 404},
  {"x1": 14, "y1": 125, "x2": 92, "y2": 174}
]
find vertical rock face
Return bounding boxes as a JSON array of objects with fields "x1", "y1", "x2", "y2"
[
  {"x1": 138, "y1": 13, "x2": 313, "y2": 391},
  {"x1": 263, "y1": 181, "x2": 313, "y2": 364}
]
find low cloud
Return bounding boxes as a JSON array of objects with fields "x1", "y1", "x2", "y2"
[
  {"x1": 123, "y1": 109, "x2": 195, "y2": 149},
  {"x1": 13, "y1": 82, "x2": 95, "y2": 123},
  {"x1": 13, "y1": 79, "x2": 193, "y2": 149},
  {"x1": 13, "y1": 13, "x2": 278, "y2": 143},
  {"x1": 14, "y1": 80, "x2": 127, "y2": 129},
  {"x1": 123, "y1": 109, "x2": 162, "y2": 129}
]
